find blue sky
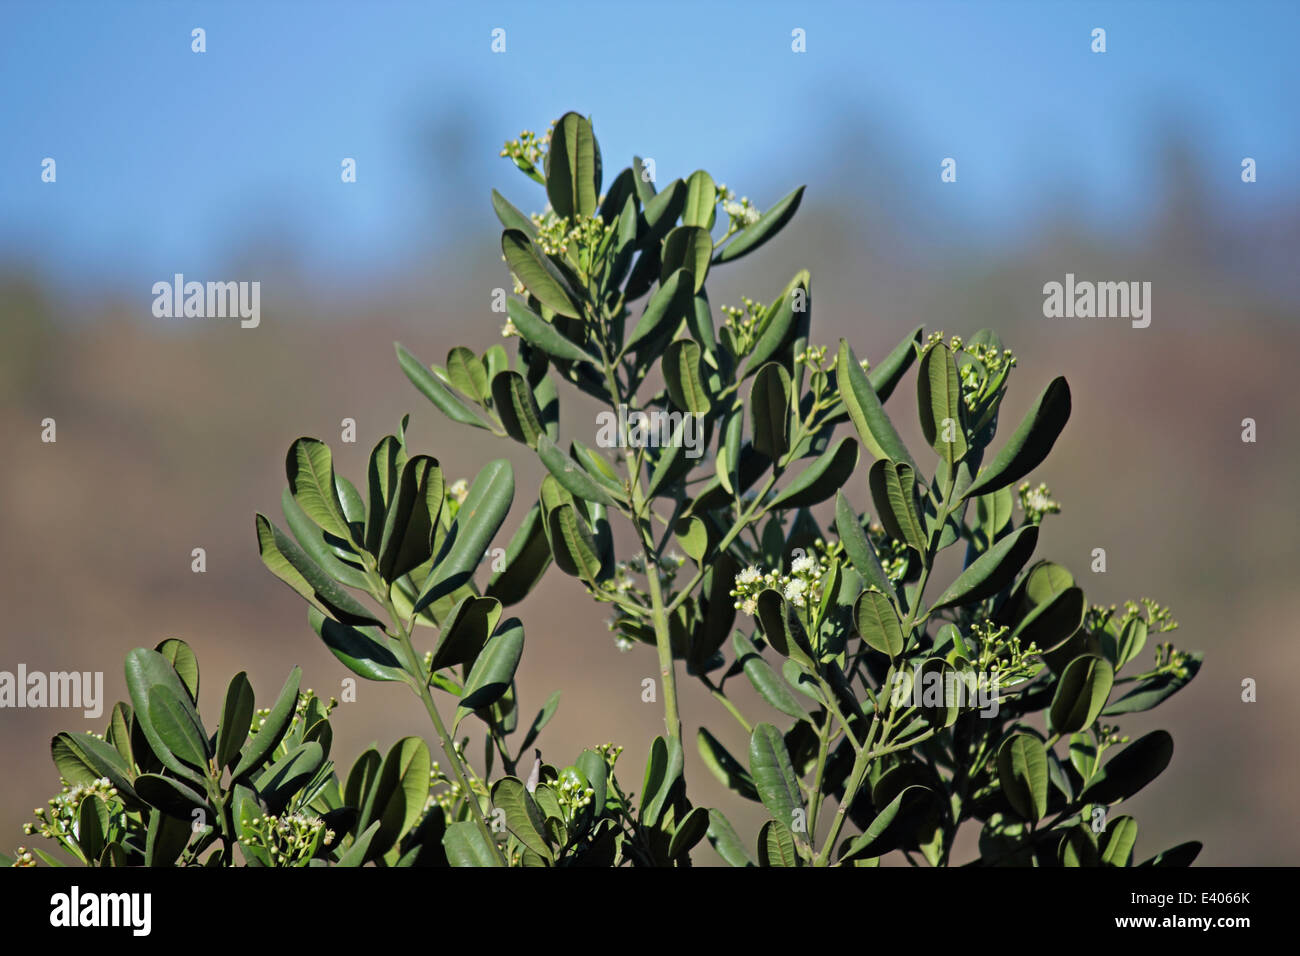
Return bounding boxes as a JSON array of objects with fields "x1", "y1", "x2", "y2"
[{"x1": 1, "y1": 0, "x2": 1295, "y2": 292}]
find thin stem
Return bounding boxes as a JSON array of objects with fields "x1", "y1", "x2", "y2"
[{"x1": 378, "y1": 586, "x2": 506, "y2": 866}]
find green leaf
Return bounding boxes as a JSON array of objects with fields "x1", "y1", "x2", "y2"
[
  {"x1": 963, "y1": 377, "x2": 1071, "y2": 498},
  {"x1": 358, "y1": 736, "x2": 431, "y2": 860},
  {"x1": 486, "y1": 503, "x2": 553, "y2": 606},
  {"x1": 769, "y1": 436, "x2": 858, "y2": 510},
  {"x1": 286, "y1": 438, "x2": 355, "y2": 543},
  {"x1": 430, "y1": 595, "x2": 502, "y2": 672},
  {"x1": 675, "y1": 515, "x2": 708, "y2": 564},
  {"x1": 754, "y1": 590, "x2": 815, "y2": 667},
  {"x1": 442, "y1": 821, "x2": 502, "y2": 867},
  {"x1": 697, "y1": 727, "x2": 759, "y2": 801},
  {"x1": 663, "y1": 338, "x2": 712, "y2": 415},
  {"x1": 231, "y1": 666, "x2": 302, "y2": 780},
  {"x1": 854, "y1": 589, "x2": 904, "y2": 657},
  {"x1": 75, "y1": 795, "x2": 108, "y2": 862},
  {"x1": 155, "y1": 639, "x2": 200, "y2": 703},
  {"x1": 255, "y1": 513, "x2": 381, "y2": 626},
  {"x1": 147, "y1": 684, "x2": 209, "y2": 770},
  {"x1": 625, "y1": 268, "x2": 692, "y2": 353},
  {"x1": 547, "y1": 502, "x2": 605, "y2": 582},
  {"x1": 997, "y1": 733, "x2": 1049, "y2": 823},
  {"x1": 135, "y1": 773, "x2": 208, "y2": 819},
  {"x1": 742, "y1": 651, "x2": 807, "y2": 720},
  {"x1": 1102, "y1": 652, "x2": 1202, "y2": 715},
  {"x1": 751, "y1": 362, "x2": 791, "y2": 460},
  {"x1": 1058, "y1": 825, "x2": 1099, "y2": 867},
  {"x1": 834, "y1": 491, "x2": 891, "y2": 594},
  {"x1": 758, "y1": 819, "x2": 799, "y2": 866},
  {"x1": 455, "y1": 619, "x2": 525, "y2": 729},
  {"x1": 281, "y1": 488, "x2": 370, "y2": 591},
  {"x1": 378, "y1": 454, "x2": 443, "y2": 582},
  {"x1": 1080, "y1": 731, "x2": 1174, "y2": 805},
  {"x1": 51, "y1": 733, "x2": 141, "y2": 809},
  {"x1": 1138, "y1": 841, "x2": 1202, "y2": 868},
  {"x1": 745, "y1": 272, "x2": 808, "y2": 376},
  {"x1": 714, "y1": 185, "x2": 805, "y2": 264},
  {"x1": 917, "y1": 343, "x2": 968, "y2": 463},
  {"x1": 545, "y1": 111, "x2": 601, "y2": 220},
  {"x1": 660, "y1": 226, "x2": 713, "y2": 292},
  {"x1": 365, "y1": 435, "x2": 404, "y2": 554},
  {"x1": 669, "y1": 806, "x2": 711, "y2": 860},
  {"x1": 124, "y1": 648, "x2": 206, "y2": 784},
  {"x1": 681, "y1": 169, "x2": 717, "y2": 229},
  {"x1": 419, "y1": 459, "x2": 515, "y2": 609},
  {"x1": 255, "y1": 741, "x2": 325, "y2": 814},
  {"x1": 837, "y1": 340, "x2": 915, "y2": 468},
  {"x1": 929, "y1": 524, "x2": 1039, "y2": 611},
  {"x1": 447, "y1": 346, "x2": 491, "y2": 403},
  {"x1": 491, "y1": 369, "x2": 545, "y2": 449},
  {"x1": 640, "y1": 735, "x2": 683, "y2": 828},
  {"x1": 490, "y1": 188, "x2": 536, "y2": 237},
  {"x1": 707, "y1": 809, "x2": 755, "y2": 867},
  {"x1": 506, "y1": 298, "x2": 595, "y2": 364},
  {"x1": 868, "y1": 459, "x2": 927, "y2": 557},
  {"x1": 307, "y1": 607, "x2": 406, "y2": 682},
  {"x1": 336, "y1": 821, "x2": 383, "y2": 867},
  {"x1": 491, "y1": 777, "x2": 552, "y2": 861},
  {"x1": 839, "y1": 785, "x2": 926, "y2": 862},
  {"x1": 1115, "y1": 616, "x2": 1149, "y2": 670},
  {"x1": 395, "y1": 343, "x2": 490, "y2": 430},
  {"x1": 1100, "y1": 815, "x2": 1139, "y2": 866},
  {"x1": 502, "y1": 229, "x2": 581, "y2": 317},
  {"x1": 215, "y1": 672, "x2": 256, "y2": 770},
  {"x1": 749, "y1": 723, "x2": 803, "y2": 836},
  {"x1": 1050, "y1": 655, "x2": 1114, "y2": 733},
  {"x1": 535, "y1": 434, "x2": 617, "y2": 507}
]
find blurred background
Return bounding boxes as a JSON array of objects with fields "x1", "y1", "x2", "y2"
[{"x1": 2, "y1": 0, "x2": 1297, "y2": 864}]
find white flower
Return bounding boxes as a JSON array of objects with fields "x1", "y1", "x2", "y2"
[
  {"x1": 791, "y1": 555, "x2": 816, "y2": 576},
  {"x1": 783, "y1": 579, "x2": 808, "y2": 607},
  {"x1": 736, "y1": 566, "x2": 762, "y2": 586}
]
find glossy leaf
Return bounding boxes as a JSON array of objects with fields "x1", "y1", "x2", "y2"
[
  {"x1": 836, "y1": 339, "x2": 915, "y2": 468},
  {"x1": 714, "y1": 186, "x2": 805, "y2": 264},
  {"x1": 455, "y1": 619, "x2": 525, "y2": 729},
  {"x1": 997, "y1": 733, "x2": 1049, "y2": 823},
  {"x1": 855, "y1": 589, "x2": 904, "y2": 657},
  {"x1": 749, "y1": 723, "x2": 802, "y2": 836},
  {"x1": 1049, "y1": 655, "x2": 1114, "y2": 734},
  {"x1": 501, "y1": 229, "x2": 581, "y2": 318},
  {"x1": 769, "y1": 436, "x2": 858, "y2": 510},
  {"x1": 396, "y1": 343, "x2": 490, "y2": 430},
  {"x1": 917, "y1": 343, "x2": 968, "y2": 463},
  {"x1": 929, "y1": 525, "x2": 1038, "y2": 611},
  {"x1": 963, "y1": 377, "x2": 1071, "y2": 498}
]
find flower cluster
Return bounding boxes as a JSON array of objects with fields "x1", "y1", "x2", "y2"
[
  {"x1": 1017, "y1": 481, "x2": 1061, "y2": 524},
  {"x1": 499, "y1": 127, "x2": 550, "y2": 179},
  {"x1": 1086, "y1": 598, "x2": 1180, "y2": 636},
  {"x1": 718, "y1": 183, "x2": 760, "y2": 231},
  {"x1": 720, "y1": 295, "x2": 766, "y2": 355},
  {"x1": 529, "y1": 210, "x2": 612, "y2": 264},
  {"x1": 967, "y1": 619, "x2": 1041, "y2": 688},
  {"x1": 605, "y1": 553, "x2": 685, "y2": 650},
  {"x1": 241, "y1": 812, "x2": 333, "y2": 867},
  {"x1": 22, "y1": 777, "x2": 120, "y2": 843},
  {"x1": 731, "y1": 543, "x2": 834, "y2": 616}
]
